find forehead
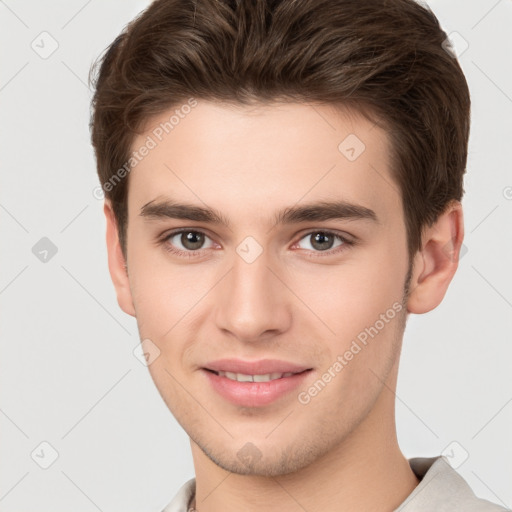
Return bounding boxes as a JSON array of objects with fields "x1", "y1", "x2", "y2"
[{"x1": 127, "y1": 100, "x2": 399, "y2": 224}]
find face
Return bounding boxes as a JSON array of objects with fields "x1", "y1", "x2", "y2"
[{"x1": 114, "y1": 100, "x2": 413, "y2": 476}]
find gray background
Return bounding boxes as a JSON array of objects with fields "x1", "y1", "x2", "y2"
[{"x1": 0, "y1": 0, "x2": 511, "y2": 510}]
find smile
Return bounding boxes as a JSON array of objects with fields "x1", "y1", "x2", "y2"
[{"x1": 214, "y1": 371, "x2": 296, "y2": 382}]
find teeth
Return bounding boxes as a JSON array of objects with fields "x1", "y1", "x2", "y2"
[{"x1": 217, "y1": 371, "x2": 295, "y2": 382}]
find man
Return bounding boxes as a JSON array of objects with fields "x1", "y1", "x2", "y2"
[{"x1": 89, "y1": 0, "x2": 508, "y2": 510}]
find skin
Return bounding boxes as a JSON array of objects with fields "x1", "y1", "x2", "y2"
[{"x1": 104, "y1": 100, "x2": 464, "y2": 512}]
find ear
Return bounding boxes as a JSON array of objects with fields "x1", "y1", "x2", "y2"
[
  {"x1": 406, "y1": 200, "x2": 464, "y2": 314},
  {"x1": 104, "y1": 200, "x2": 136, "y2": 317}
]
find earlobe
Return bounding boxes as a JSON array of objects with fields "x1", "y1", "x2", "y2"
[
  {"x1": 406, "y1": 200, "x2": 464, "y2": 314},
  {"x1": 104, "y1": 201, "x2": 136, "y2": 317}
]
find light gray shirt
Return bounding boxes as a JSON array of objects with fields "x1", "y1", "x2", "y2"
[{"x1": 162, "y1": 455, "x2": 510, "y2": 511}]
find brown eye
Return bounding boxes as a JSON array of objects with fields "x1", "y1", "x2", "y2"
[
  {"x1": 179, "y1": 231, "x2": 205, "y2": 250},
  {"x1": 297, "y1": 231, "x2": 346, "y2": 252},
  {"x1": 310, "y1": 232, "x2": 336, "y2": 251},
  {"x1": 163, "y1": 230, "x2": 215, "y2": 254}
]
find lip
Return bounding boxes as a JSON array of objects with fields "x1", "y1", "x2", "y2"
[
  {"x1": 201, "y1": 359, "x2": 313, "y2": 407},
  {"x1": 203, "y1": 358, "x2": 311, "y2": 375}
]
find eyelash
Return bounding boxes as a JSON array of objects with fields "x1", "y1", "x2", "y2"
[{"x1": 159, "y1": 229, "x2": 356, "y2": 259}]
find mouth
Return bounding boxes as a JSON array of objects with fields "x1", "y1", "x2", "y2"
[{"x1": 201, "y1": 361, "x2": 313, "y2": 407}]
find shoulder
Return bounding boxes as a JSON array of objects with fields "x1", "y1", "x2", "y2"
[
  {"x1": 396, "y1": 456, "x2": 510, "y2": 512},
  {"x1": 161, "y1": 478, "x2": 196, "y2": 512}
]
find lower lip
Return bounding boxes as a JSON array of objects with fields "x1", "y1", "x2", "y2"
[{"x1": 202, "y1": 369, "x2": 312, "y2": 407}]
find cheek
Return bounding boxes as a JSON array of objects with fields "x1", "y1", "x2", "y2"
[
  {"x1": 292, "y1": 252, "x2": 405, "y2": 332},
  {"x1": 293, "y1": 271, "x2": 405, "y2": 415},
  {"x1": 343, "y1": 234, "x2": 408, "y2": 314},
  {"x1": 127, "y1": 243, "x2": 220, "y2": 344},
  {"x1": 287, "y1": 251, "x2": 407, "y2": 387}
]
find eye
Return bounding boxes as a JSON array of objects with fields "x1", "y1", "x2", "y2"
[
  {"x1": 160, "y1": 228, "x2": 354, "y2": 259},
  {"x1": 295, "y1": 230, "x2": 352, "y2": 254},
  {"x1": 162, "y1": 229, "x2": 216, "y2": 256}
]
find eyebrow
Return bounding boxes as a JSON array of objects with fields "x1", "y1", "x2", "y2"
[{"x1": 139, "y1": 197, "x2": 379, "y2": 227}]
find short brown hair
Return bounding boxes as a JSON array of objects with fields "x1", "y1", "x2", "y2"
[{"x1": 89, "y1": 0, "x2": 471, "y2": 263}]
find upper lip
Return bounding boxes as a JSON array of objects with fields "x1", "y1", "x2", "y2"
[{"x1": 203, "y1": 359, "x2": 312, "y2": 375}]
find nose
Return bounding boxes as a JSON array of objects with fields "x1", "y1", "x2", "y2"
[{"x1": 213, "y1": 248, "x2": 292, "y2": 343}]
